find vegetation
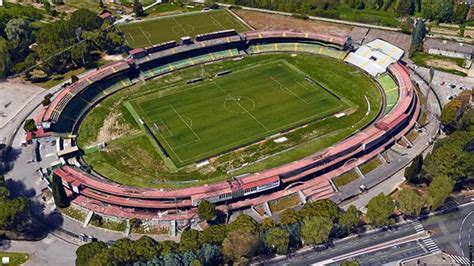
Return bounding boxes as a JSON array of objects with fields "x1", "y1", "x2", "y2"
[
  {"x1": 51, "y1": 174, "x2": 69, "y2": 208},
  {"x1": 410, "y1": 52, "x2": 467, "y2": 77},
  {"x1": 301, "y1": 216, "x2": 333, "y2": 245},
  {"x1": 23, "y1": 119, "x2": 37, "y2": 133},
  {"x1": 439, "y1": 90, "x2": 472, "y2": 132},
  {"x1": 404, "y1": 154, "x2": 423, "y2": 184},
  {"x1": 197, "y1": 200, "x2": 216, "y2": 222},
  {"x1": 333, "y1": 170, "x2": 360, "y2": 188},
  {"x1": 427, "y1": 175, "x2": 454, "y2": 210},
  {"x1": 133, "y1": 0, "x2": 144, "y2": 17},
  {"x1": 0, "y1": 251, "x2": 29, "y2": 266},
  {"x1": 396, "y1": 188, "x2": 425, "y2": 216},
  {"x1": 0, "y1": 176, "x2": 32, "y2": 234},
  {"x1": 409, "y1": 19, "x2": 426, "y2": 56},
  {"x1": 118, "y1": 9, "x2": 250, "y2": 48},
  {"x1": 339, "y1": 205, "x2": 361, "y2": 232},
  {"x1": 0, "y1": 5, "x2": 124, "y2": 83},
  {"x1": 366, "y1": 193, "x2": 395, "y2": 226}
]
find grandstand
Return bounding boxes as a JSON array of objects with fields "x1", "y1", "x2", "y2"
[
  {"x1": 32, "y1": 30, "x2": 420, "y2": 226},
  {"x1": 345, "y1": 39, "x2": 404, "y2": 77}
]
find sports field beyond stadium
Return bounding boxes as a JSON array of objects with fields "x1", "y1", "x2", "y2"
[
  {"x1": 130, "y1": 60, "x2": 348, "y2": 166},
  {"x1": 118, "y1": 10, "x2": 250, "y2": 48}
]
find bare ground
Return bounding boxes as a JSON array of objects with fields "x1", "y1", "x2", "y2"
[
  {"x1": 96, "y1": 111, "x2": 140, "y2": 144},
  {"x1": 234, "y1": 10, "x2": 353, "y2": 38},
  {"x1": 425, "y1": 59, "x2": 467, "y2": 74}
]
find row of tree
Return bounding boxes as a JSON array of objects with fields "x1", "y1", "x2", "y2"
[
  {"x1": 219, "y1": 0, "x2": 470, "y2": 24},
  {"x1": 77, "y1": 180, "x2": 452, "y2": 266}
]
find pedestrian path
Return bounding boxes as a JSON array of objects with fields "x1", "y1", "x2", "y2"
[{"x1": 448, "y1": 254, "x2": 471, "y2": 265}]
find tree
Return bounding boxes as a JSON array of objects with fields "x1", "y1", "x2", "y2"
[
  {"x1": 339, "y1": 205, "x2": 361, "y2": 231},
  {"x1": 0, "y1": 197, "x2": 31, "y2": 230},
  {"x1": 99, "y1": 0, "x2": 105, "y2": 8},
  {"x1": 133, "y1": 235, "x2": 160, "y2": 261},
  {"x1": 421, "y1": 0, "x2": 454, "y2": 22},
  {"x1": 43, "y1": 0, "x2": 52, "y2": 15},
  {"x1": 134, "y1": 0, "x2": 145, "y2": 17},
  {"x1": 111, "y1": 238, "x2": 137, "y2": 264},
  {"x1": 197, "y1": 200, "x2": 216, "y2": 221},
  {"x1": 180, "y1": 229, "x2": 201, "y2": 252},
  {"x1": 42, "y1": 93, "x2": 53, "y2": 106},
  {"x1": 227, "y1": 214, "x2": 258, "y2": 234},
  {"x1": 265, "y1": 227, "x2": 290, "y2": 255},
  {"x1": 299, "y1": 199, "x2": 340, "y2": 222},
  {"x1": 200, "y1": 244, "x2": 221, "y2": 265},
  {"x1": 51, "y1": 174, "x2": 69, "y2": 208},
  {"x1": 5, "y1": 18, "x2": 34, "y2": 47},
  {"x1": 23, "y1": 119, "x2": 37, "y2": 133},
  {"x1": 340, "y1": 259, "x2": 360, "y2": 266},
  {"x1": 261, "y1": 217, "x2": 277, "y2": 230},
  {"x1": 75, "y1": 241, "x2": 108, "y2": 266},
  {"x1": 396, "y1": 188, "x2": 425, "y2": 216},
  {"x1": 280, "y1": 208, "x2": 300, "y2": 225},
  {"x1": 199, "y1": 224, "x2": 226, "y2": 245},
  {"x1": 404, "y1": 154, "x2": 423, "y2": 184},
  {"x1": 301, "y1": 216, "x2": 333, "y2": 245},
  {"x1": 428, "y1": 175, "x2": 454, "y2": 210},
  {"x1": 409, "y1": 19, "x2": 426, "y2": 56},
  {"x1": 88, "y1": 249, "x2": 114, "y2": 266},
  {"x1": 222, "y1": 230, "x2": 258, "y2": 264},
  {"x1": 70, "y1": 9, "x2": 102, "y2": 32},
  {"x1": 366, "y1": 193, "x2": 395, "y2": 226}
]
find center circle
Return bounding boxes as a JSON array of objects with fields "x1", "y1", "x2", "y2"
[{"x1": 223, "y1": 96, "x2": 256, "y2": 114}]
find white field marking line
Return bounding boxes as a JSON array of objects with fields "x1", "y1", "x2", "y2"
[
  {"x1": 173, "y1": 17, "x2": 188, "y2": 34},
  {"x1": 133, "y1": 60, "x2": 283, "y2": 103},
  {"x1": 128, "y1": 32, "x2": 136, "y2": 42},
  {"x1": 213, "y1": 81, "x2": 269, "y2": 131},
  {"x1": 156, "y1": 118, "x2": 174, "y2": 138},
  {"x1": 139, "y1": 25, "x2": 153, "y2": 46},
  {"x1": 459, "y1": 211, "x2": 474, "y2": 257},
  {"x1": 169, "y1": 105, "x2": 201, "y2": 141},
  {"x1": 210, "y1": 15, "x2": 226, "y2": 30},
  {"x1": 155, "y1": 96, "x2": 343, "y2": 164},
  {"x1": 270, "y1": 76, "x2": 314, "y2": 105},
  {"x1": 365, "y1": 95, "x2": 371, "y2": 116},
  {"x1": 224, "y1": 9, "x2": 252, "y2": 31},
  {"x1": 137, "y1": 104, "x2": 187, "y2": 163}
]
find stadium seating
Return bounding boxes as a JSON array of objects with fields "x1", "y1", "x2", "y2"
[{"x1": 247, "y1": 42, "x2": 348, "y2": 60}]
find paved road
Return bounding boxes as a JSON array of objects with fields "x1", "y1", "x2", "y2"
[{"x1": 266, "y1": 202, "x2": 473, "y2": 266}]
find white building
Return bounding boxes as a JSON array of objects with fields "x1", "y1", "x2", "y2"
[{"x1": 424, "y1": 38, "x2": 474, "y2": 60}]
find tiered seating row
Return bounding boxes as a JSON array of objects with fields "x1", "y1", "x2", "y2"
[
  {"x1": 376, "y1": 73, "x2": 400, "y2": 115},
  {"x1": 247, "y1": 42, "x2": 348, "y2": 60},
  {"x1": 141, "y1": 48, "x2": 241, "y2": 80}
]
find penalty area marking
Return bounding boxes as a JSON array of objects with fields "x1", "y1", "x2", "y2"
[
  {"x1": 139, "y1": 26, "x2": 153, "y2": 46},
  {"x1": 365, "y1": 95, "x2": 371, "y2": 116}
]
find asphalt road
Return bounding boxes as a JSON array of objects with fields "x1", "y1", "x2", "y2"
[{"x1": 267, "y1": 202, "x2": 474, "y2": 266}]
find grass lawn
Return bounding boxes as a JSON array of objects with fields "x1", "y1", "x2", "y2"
[
  {"x1": 411, "y1": 52, "x2": 467, "y2": 77},
  {"x1": 0, "y1": 251, "x2": 29, "y2": 266},
  {"x1": 144, "y1": 3, "x2": 205, "y2": 18},
  {"x1": 359, "y1": 157, "x2": 383, "y2": 175},
  {"x1": 268, "y1": 193, "x2": 301, "y2": 213},
  {"x1": 333, "y1": 170, "x2": 359, "y2": 188},
  {"x1": 61, "y1": 206, "x2": 87, "y2": 222},
  {"x1": 118, "y1": 9, "x2": 250, "y2": 48},
  {"x1": 335, "y1": 5, "x2": 399, "y2": 27},
  {"x1": 90, "y1": 214, "x2": 126, "y2": 232},
  {"x1": 131, "y1": 59, "x2": 346, "y2": 166}
]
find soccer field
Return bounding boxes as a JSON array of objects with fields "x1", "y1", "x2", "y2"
[
  {"x1": 131, "y1": 60, "x2": 347, "y2": 166},
  {"x1": 118, "y1": 10, "x2": 250, "y2": 48}
]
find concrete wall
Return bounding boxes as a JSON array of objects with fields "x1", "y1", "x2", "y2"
[{"x1": 428, "y1": 48, "x2": 472, "y2": 60}]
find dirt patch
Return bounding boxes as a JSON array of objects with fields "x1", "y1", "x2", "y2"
[
  {"x1": 425, "y1": 59, "x2": 467, "y2": 74},
  {"x1": 235, "y1": 10, "x2": 352, "y2": 38},
  {"x1": 96, "y1": 112, "x2": 140, "y2": 143}
]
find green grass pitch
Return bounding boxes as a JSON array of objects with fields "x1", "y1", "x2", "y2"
[
  {"x1": 131, "y1": 60, "x2": 348, "y2": 166},
  {"x1": 118, "y1": 10, "x2": 250, "y2": 48}
]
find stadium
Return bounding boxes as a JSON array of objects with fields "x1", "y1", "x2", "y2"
[{"x1": 32, "y1": 11, "x2": 420, "y2": 230}]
